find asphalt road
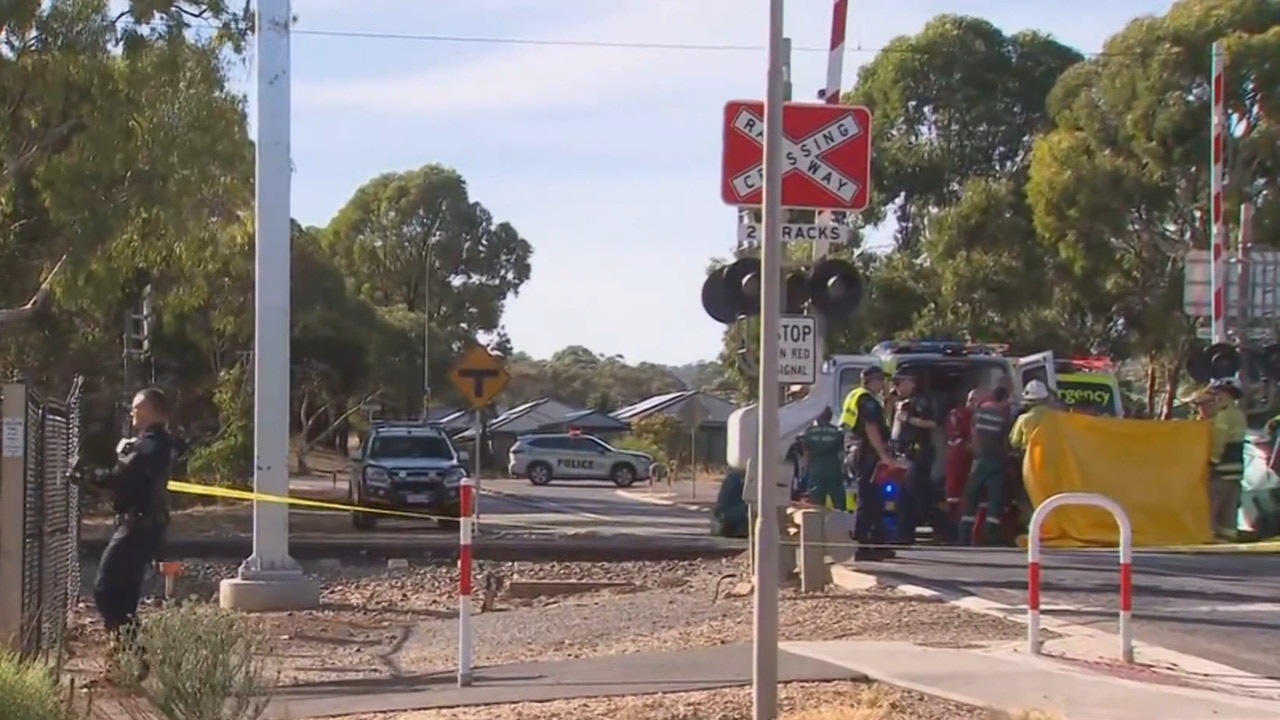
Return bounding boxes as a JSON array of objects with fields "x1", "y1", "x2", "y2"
[
  {"x1": 479, "y1": 477, "x2": 719, "y2": 537},
  {"x1": 854, "y1": 547, "x2": 1280, "y2": 677},
  {"x1": 79, "y1": 476, "x2": 739, "y2": 562}
]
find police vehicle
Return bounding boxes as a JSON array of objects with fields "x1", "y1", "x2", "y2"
[
  {"x1": 348, "y1": 421, "x2": 470, "y2": 531},
  {"x1": 508, "y1": 432, "x2": 654, "y2": 487},
  {"x1": 727, "y1": 341, "x2": 1061, "y2": 517}
]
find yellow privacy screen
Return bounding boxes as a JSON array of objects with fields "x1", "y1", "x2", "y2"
[{"x1": 1023, "y1": 411, "x2": 1213, "y2": 547}]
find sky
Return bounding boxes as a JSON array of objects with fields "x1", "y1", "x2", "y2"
[{"x1": 250, "y1": 0, "x2": 1177, "y2": 366}]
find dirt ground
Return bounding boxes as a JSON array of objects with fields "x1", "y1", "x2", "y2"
[
  {"x1": 63, "y1": 557, "x2": 1049, "y2": 720},
  {"x1": 325, "y1": 682, "x2": 1006, "y2": 720}
]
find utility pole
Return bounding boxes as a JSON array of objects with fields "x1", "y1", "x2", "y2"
[{"x1": 423, "y1": 238, "x2": 432, "y2": 420}]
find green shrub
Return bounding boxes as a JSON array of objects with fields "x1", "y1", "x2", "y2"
[
  {"x1": 117, "y1": 603, "x2": 276, "y2": 720},
  {"x1": 612, "y1": 434, "x2": 667, "y2": 466},
  {"x1": 0, "y1": 650, "x2": 73, "y2": 720}
]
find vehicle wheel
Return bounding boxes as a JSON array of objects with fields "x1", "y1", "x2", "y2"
[
  {"x1": 610, "y1": 463, "x2": 637, "y2": 488},
  {"x1": 349, "y1": 487, "x2": 377, "y2": 530},
  {"x1": 527, "y1": 462, "x2": 553, "y2": 486}
]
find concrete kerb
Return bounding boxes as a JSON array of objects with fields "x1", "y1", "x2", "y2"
[{"x1": 828, "y1": 565, "x2": 1280, "y2": 701}]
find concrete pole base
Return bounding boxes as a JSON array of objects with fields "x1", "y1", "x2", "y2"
[{"x1": 219, "y1": 576, "x2": 320, "y2": 612}]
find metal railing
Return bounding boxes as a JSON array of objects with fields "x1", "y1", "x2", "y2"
[{"x1": 0, "y1": 377, "x2": 84, "y2": 669}]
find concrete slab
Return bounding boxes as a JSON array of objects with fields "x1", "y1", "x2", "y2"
[
  {"x1": 783, "y1": 640, "x2": 1280, "y2": 720},
  {"x1": 267, "y1": 643, "x2": 864, "y2": 719}
]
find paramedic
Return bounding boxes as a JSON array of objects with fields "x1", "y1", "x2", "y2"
[
  {"x1": 959, "y1": 386, "x2": 1015, "y2": 545},
  {"x1": 802, "y1": 406, "x2": 847, "y2": 511},
  {"x1": 1208, "y1": 378, "x2": 1247, "y2": 541},
  {"x1": 840, "y1": 366, "x2": 905, "y2": 561},
  {"x1": 945, "y1": 389, "x2": 981, "y2": 522}
]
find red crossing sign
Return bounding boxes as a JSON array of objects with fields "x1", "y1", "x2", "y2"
[{"x1": 720, "y1": 100, "x2": 872, "y2": 211}]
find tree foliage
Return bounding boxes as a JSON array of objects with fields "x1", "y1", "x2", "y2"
[{"x1": 714, "y1": 0, "x2": 1280, "y2": 408}]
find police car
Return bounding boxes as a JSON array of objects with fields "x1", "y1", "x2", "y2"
[
  {"x1": 508, "y1": 432, "x2": 654, "y2": 487},
  {"x1": 348, "y1": 421, "x2": 470, "y2": 531}
]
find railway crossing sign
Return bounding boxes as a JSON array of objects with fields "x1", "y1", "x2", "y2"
[
  {"x1": 721, "y1": 100, "x2": 872, "y2": 211},
  {"x1": 449, "y1": 345, "x2": 510, "y2": 410}
]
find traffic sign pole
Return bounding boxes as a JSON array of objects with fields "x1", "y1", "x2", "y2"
[{"x1": 754, "y1": 0, "x2": 785, "y2": 717}]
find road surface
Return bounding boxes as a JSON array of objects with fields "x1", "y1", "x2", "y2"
[
  {"x1": 287, "y1": 475, "x2": 713, "y2": 538},
  {"x1": 477, "y1": 477, "x2": 715, "y2": 539},
  {"x1": 851, "y1": 547, "x2": 1280, "y2": 677}
]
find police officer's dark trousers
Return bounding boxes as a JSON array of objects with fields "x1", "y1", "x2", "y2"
[
  {"x1": 853, "y1": 463, "x2": 886, "y2": 548},
  {"x1": 95, "y1": 517, "x2": 160, "y2": 641}
]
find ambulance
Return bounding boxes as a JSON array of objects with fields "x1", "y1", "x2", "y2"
[
  {"x1": 1053, "y1": 357, "x2": 1124, "y2": 417},
  {"x1": 726, "y1": 341, "x2": 1061, "y2": 508}
]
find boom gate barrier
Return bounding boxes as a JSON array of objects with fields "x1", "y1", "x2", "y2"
[
  {"x1": 0, "y1": 378, "x2": 84, "y2": 668},
  {"x1": 1027, "y1": 492, "x2": 1134, "y2": 663}
]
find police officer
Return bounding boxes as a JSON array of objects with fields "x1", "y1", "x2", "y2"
[
  {"x1": 959, "y1": 386, "x2": 1015, "y2": 545},
  {"x1": 802, "y1": 406, "x2": 846, "y2": 511},
  {"x1": 72, "y1": 387, "x2": 174, "y2": 673},
  {"x1": 839, "y1": 366, "x2": 905, "y2": 561},
  {"x1": 889, "y1": 371, "x2": 939, "y2": 544},
  {"x1": 1208, "y1": 378, "x2": 1247, "y2": 541}
]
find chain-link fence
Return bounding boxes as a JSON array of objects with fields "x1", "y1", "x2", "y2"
[{"x1": 0, "y1": 376, "x2": 83, "y2": 670}]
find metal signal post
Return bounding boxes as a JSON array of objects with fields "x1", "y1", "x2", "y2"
[{"x1": 753, "y1": 0, "x2": 786, "y2": 718}]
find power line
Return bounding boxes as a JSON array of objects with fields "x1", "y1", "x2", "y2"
[
  {"x1": 287, "y1": 27, "x2": 1158, "y2": 59},
  {"x1": 167, "y1": 21, "x2": 1171, "y2": 60}
]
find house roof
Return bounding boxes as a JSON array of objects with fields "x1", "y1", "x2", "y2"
[
  {"x1": 454, "y1": 398, "x2": 585, "y2": 438},
  {"x1": 561, "y1": 409, "x2": 629, "y2": 430},
  {"x1": 611, "y1": 391, "x2": 738, "y2": 425}
]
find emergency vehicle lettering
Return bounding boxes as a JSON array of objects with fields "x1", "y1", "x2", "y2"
[
  {"x1": 558, "y1": 458, "x2": 594, "y2": 470},
  {"x1": 1059, "y1": 387, "x2": 1112, "y2": 407},
  {"x1": 729, "y1": 108, "x2": 862, "y2": 203}
]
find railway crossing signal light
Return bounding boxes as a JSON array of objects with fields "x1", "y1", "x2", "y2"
[
  {"x1": 784, "y1": 271, "x2": 808, "y2": 314},
  {"x1": 807, "y1": 257, "x2": 864, "y2": 318},
  {"x1": 1185, "y1": 342, "x2": 1241, "y2": 384},
  {"x1": 700, "y1": 256, "x2": 864, "y2": 324}
]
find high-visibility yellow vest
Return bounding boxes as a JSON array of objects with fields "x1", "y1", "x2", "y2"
[{"x1": 840, "y1": 386, "x2": 874, "y2": 429}]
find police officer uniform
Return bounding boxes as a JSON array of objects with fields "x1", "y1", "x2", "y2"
[
  {"x1": 890, "y1": 372, "x2": 939, "y2": 543},
  {"x1": 74, "y1": 422, "x2": 174, "y2": 643},
  {"x1": 840, "y1": 366, "x2": 894, "y2": 560}
]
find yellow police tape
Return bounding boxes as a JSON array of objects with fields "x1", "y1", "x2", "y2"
[
  {"x1": 167, "y1": 480, "x2": 465, "y2": 523},
  {"x1": 164, "y1": 480, "x2": 1280, "y2": 554}
]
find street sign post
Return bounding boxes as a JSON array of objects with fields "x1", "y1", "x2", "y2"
[
  {"x1": 737, "y1": 223, "x2": 848, "y2": 245},
  {"x1": 448, "y1": 346, "x2": 510, "y2": 410},
  {"x1": 778, "y1": 315, "x2": 817, "y2": 384},
  {"x1": 721, "y1": 100, "x2": 872, "y2": 211}
]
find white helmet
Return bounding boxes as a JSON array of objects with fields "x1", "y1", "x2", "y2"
[{"x1": 1022, "y1": 379, "x2": 1050, "y2": 402}]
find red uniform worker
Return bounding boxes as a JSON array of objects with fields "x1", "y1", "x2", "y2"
[{"x1": 945, "y1": 390, "x2": 982, "y2": 521}]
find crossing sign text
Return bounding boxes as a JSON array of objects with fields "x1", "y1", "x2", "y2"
[{"x1": 720, "y1": 101, "x2": 873, "y2": 211}]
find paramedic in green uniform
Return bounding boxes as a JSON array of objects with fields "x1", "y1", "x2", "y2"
[
  {"x1": 802, "y1": 406, "x2": 847, "y2": 510},
  {"x1": 959, "y1": 385, "x2": 1015, "y2": 545}
]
